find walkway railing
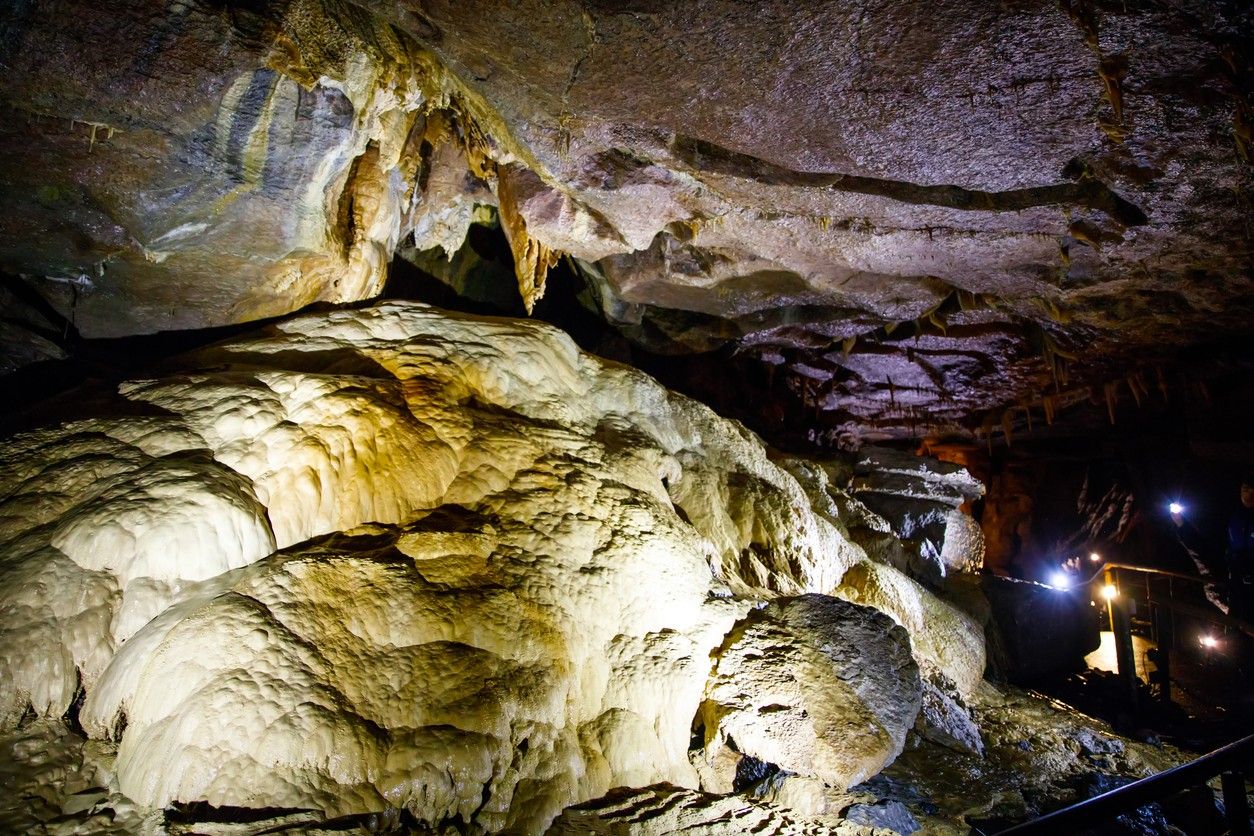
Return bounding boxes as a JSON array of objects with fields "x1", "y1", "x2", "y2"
[
  {"x1": 990, "y1": 731, "x2": 1254, "y2": 834},
  {"x1": 1082, "y1": 562, "x2": 1254, "y2": 709}
]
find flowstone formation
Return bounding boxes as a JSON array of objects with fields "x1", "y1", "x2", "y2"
[{"x1": 0, "y1": 303, "x2": 1183, "y2": 834}]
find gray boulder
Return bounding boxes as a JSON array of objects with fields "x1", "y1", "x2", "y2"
[{"x1": 697, "y1": 595, "x2": 922, "y2": 791}]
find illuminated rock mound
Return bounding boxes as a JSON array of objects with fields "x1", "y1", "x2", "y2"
[{"x1": 1, "y1": 302, "x2": 995, "y2": 832}]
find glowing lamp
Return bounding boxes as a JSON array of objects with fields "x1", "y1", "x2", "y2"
[
  {"x1": 1100, "y1": 584, "x2": 1118, "y2": 601},
  {"x1": 1200, "y1": 635, "x2": 1218, "y2": 649},
  {"x1": 1168, "y1": 502, "x2": 1184, "y2": 515},
  {"x1": 1048, "y1": 571, "x2": 1072, "y2": 591},
  {"x1": 1089, "y1": 552, "x2": 1102, "y2": 562}
]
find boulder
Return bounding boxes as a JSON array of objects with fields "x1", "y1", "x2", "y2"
[
  {"x1": 697, "y1": 595, "x2": 922, "y2": 791},
  {"x1": 835, "y1": 561, "x2": 987, "y2": 697}
]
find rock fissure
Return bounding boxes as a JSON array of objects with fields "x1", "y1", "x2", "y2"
[{"x1": 668, "y1": 134, "x2": 1149, "y2": 226}]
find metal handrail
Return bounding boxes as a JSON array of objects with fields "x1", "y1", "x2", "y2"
[
  {"x1": 1090, "y1": 562, "x2": 1254, "y2": 639},
  {"x1": 993, "y1": 732, "x2": 1254, "y2": 834},
  {"x1": 1081, "y1": 561, "x2": 1226, "y2": 588}
]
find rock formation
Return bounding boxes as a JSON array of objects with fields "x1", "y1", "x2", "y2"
[
  {"x1": 2, "y1": 0, "x2": 1249, "y2": 436},
  {"x1": 0, "y1": 302, "x2": 1181, "y2": 833},
  {"x1": 0, "y1": 303, "x2": 886, "y2": 829},
  {"x1": 1, "y1": 0, "x2": 1243, "y2": 831}
]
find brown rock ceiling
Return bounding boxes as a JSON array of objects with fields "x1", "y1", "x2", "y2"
[{"x1": 1, "y1": 0, "x2": 1251, "y2": 440}]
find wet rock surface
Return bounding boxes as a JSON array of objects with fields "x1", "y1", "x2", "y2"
[{"x1": 842, "y1": 799, "x2": 921, "y2": 835}]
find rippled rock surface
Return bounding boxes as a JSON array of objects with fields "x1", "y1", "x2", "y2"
[{"x1": 0, "y1": 303, "x2": 1187, "y2": 833}]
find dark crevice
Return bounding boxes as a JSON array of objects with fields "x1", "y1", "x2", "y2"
[
  {"x1": 669, "y1": 134, "x2": 1149, "y2": 226},
  {"x1": 0, "y1": 263, "x2": 411, "y2": 434},
  {"x1": 61, "y1": 672, "x2": 86, "y2": 736},
  {"x1": 165, "y1": 802, "x2": 320, "y2": 825},
  {"x1": 732, "y1": 754, "x2": 782, "y2": 794},
  {"x1": 336, "y1": 143, "x2": 378, "y2": 257},
  {"x1": 1, "y1": 272, "x2": 81, "y2": 345},
  {"x1": 689, "y1": 715, "x2": 706, "y2": 751}
]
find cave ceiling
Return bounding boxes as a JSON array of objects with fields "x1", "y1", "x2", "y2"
[{"x1": 0, "y1": 0, "x2": 1251, "y2": 443}]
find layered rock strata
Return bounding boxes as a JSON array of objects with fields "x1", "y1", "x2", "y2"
[{"x1": 3, "y1": 0, "x2": 1250, "y2": 433}]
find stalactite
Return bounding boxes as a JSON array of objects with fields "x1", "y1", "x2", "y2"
[
  {"x1": 1126, "y1": 370, "x2": 1149, "y2": 408},
  {"x1": 497, "y1": 164, "x2": 561, "y2": 314},
  {"x1": 1104, "y1": 380, "x2": 1118, "y2": 424}
]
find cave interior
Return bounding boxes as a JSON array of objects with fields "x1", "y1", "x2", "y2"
[{"x1": 0, "y1": 1, "x2": 1252, "y2": 834}]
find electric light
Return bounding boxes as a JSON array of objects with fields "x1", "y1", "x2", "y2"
[
  {"x1": 1100, "y1": 584, "x2": 1117, "y2": 601},
  {"x1": 1200, "y1": 634, "x2": 1218, "y2": 649},
  {"x1": 1168, "y1": 502, "x2": 1184, "y2": 515},
  {"x1": 1048, "y1": 571, "x2": 1071, "y2": 590},
  {"x1": 1089, "y1": 551, "x2": 1102, "y2": 562}
]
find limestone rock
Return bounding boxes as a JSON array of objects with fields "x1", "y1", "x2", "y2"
[
  {"x1": 0, "y1": 285, "x2": 67, "y2": 376},
  {"x1": 0, "y1": 719, "x2": 133, "y2": 835},
  {"x1": 842, "y1": 800, "x2": 921, "y2": 835},
  {"x1": 917, "y1": 677, "x2": 985, "y2": 758},
  {"x1": 849, "y1": 447, "x2": 985, "y2": 586},
  {"x1": 853, "y1": 448, "x2": 984, "y2": 507},
  {"x1": 0, "y1": 303, "x2": 878, "y2": 831},
  {"x1": 835, "y1": 561, "x2": 986, "y2": 697},
  {"x1": 698, "y1": 595, "x2": 922, "y2": 791},
  {"x1": 545, "y1": 784, "x2": 842, "y2": 835},
  {"x1": 2, "y1": 1, "x2": 1250, "y2": 434},
  {"x1": 82, "y1": 525, "x2": 734, "y2": 830},
  {"x1": 0, "y1": 0, "x2": 435, "y2": 336}
]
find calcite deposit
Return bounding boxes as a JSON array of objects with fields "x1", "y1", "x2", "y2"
[
  {"x1": 0, "y1": 302, "x2": 1198, "y2": 833},
  {"x1": 0, "y1": 303, "x2": 888, "y2": 830}
]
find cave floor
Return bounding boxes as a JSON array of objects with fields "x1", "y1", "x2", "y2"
[{"x1": 1, "y1": 685, "x2": 1205, "y2": 836}]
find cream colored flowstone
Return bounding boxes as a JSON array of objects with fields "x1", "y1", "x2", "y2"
[{"x1": 0, "y1": 303, "x2": 986, "y2": 832}]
